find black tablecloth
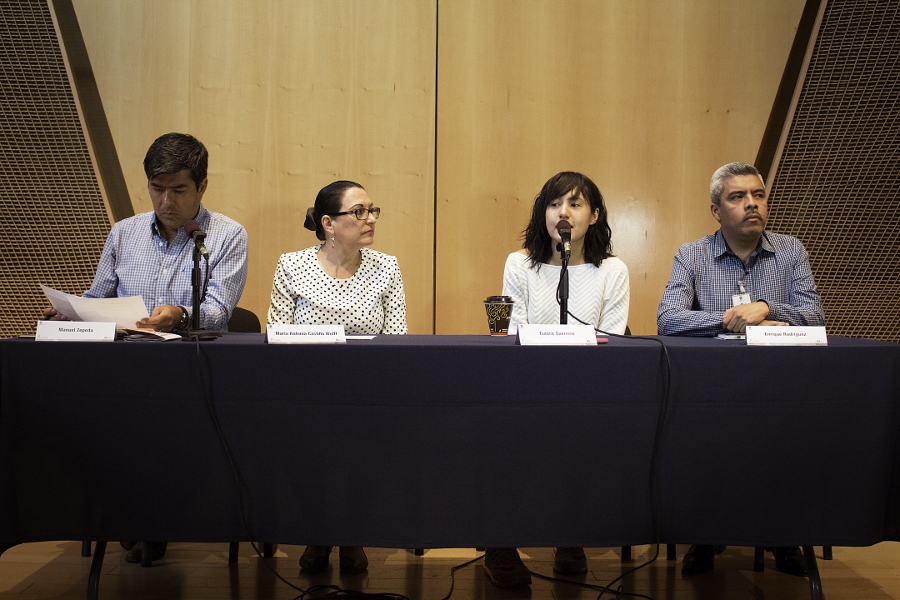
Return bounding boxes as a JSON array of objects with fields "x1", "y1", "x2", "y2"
[{"x1": 1, "y1": 334, "x2": 898, "y2": 552}]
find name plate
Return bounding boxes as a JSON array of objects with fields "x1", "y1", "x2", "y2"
[
  {"x1": 746, "y1": 325, "x2": 828, "y2": 346},
  {"x1": 35, "y1": 321, "x2": 116, "y2": 342},
  {"x1": 516, "y1": 324, "x2": 597, "y2": 346},
  {"x1": 266, "y1": 324, "x2": 347, "y2": 344}
]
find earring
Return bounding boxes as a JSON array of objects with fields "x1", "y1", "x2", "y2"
[{"x1": 331, "y1": 235, "x2": 335, "y2": 248}]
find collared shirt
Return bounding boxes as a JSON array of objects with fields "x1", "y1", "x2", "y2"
[
  {"x1": 83, "y1": 205, "x2": 249, "y2": 331},
  {"x1": 657, "y1": 229, "x2": 824, "y2": 336}
]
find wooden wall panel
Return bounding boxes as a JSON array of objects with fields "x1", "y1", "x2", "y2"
[
  {"x1": 71, "y1": 0, "x2": 803, "y2": 335},
  {"x1": 71, "y1": 0, "x2": 436, "y2": 333},
  {"x1": 436, "y1": 0, "x2": 806, "y2": 334}
]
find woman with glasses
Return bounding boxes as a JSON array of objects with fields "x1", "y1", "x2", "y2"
[
  {"x1": 483, "y1": 171, "x2": 629, "y2": 589},
  {"x1": 267, "y1": 180, "x2": 407, "y2": 573}
]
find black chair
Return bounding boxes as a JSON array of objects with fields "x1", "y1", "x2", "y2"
[
  {"x1": 227, "y1": 306, "x2": 261, "y2": 334},
  {"x1": 223, "y1": 307, "x2": 273, "y2": 563}
]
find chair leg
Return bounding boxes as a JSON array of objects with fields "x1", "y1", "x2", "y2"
[
  {"x1": 753, "y1": 546, "x2": 765, "y2": 572},
  {"x1": 414, "y1": 548, "x2": 424, "y2": 556},
  {"x1": 666, "y1": 544, "x2": 676, "y2": 561},
  {"x1": 822, "y1": 545, "x2": 832, "y2": 560},
  {"x1": 621, "y1": 545, "x2": 632, "y2": 561},
  {"x1": 81, "y1": 540, "x2": 92, "y2": 557},
  {"x1": 262, "y1": 543, "x2": 274, "y2": 558},
  {"x1": 228, "y1": 542, "x2": 239, "y2": 564},
  {"x1": 140, "y1": 541, "x2": 152, "y2": 568},
  {"x1": 803, "y1": 546, "x2": 824, "y2": 600}
]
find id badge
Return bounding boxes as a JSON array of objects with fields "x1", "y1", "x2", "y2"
[{"x1": 732, "y1": 292, "x2": 752, "y2": 307}]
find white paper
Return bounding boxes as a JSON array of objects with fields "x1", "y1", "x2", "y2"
[
  {"x1": 266, "y1": 324, "x2": 347, "y2": 344},
  {"x1": 41, "y1": 284, "x2": 149, "y2": 329},
  {"x1": 35, "y1": 321, "x2": 116, "y2": 342},
  {"x1": 516, "y1": 324, "x2": 597, "y2": 346},
  {"x1": 745, "y1": 325, "x2": 828, "y2": 346}
]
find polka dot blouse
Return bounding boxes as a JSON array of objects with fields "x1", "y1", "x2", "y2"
[{"x1": 267, "y1": 244, "x2": 408, "y2": 334}]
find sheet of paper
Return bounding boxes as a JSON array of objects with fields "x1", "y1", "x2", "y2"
[{"x1": 41, "y1": 284, "x2": 149, "y2": 329}]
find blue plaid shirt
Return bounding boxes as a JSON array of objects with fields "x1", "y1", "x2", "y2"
[
  {"x1": 657, "y1": 229, "x2": 824, "y2": 336},
  {"x1": 83, "y1": 205, "x2": 249, "y2": 331}
]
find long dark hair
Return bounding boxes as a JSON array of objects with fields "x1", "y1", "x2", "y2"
[
  {"x1": 522, "y1": 172, "x2": 613, "y2": 267},
  {"x1": 303, "y1": 180, "x2": 365, "y2": 241}
]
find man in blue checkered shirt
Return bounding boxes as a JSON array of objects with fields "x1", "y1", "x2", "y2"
[
  {"x1": 657, "y1": 162, "x2": 824, "y2": 578},
  {"x1": 44, "y1": 133, "x2": 248, "y2": 333},
  {"x1": 657, "y1": 161, "x2": 824, "y2": 337}
]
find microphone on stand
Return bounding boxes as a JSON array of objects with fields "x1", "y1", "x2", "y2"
[
  {"x1": 556, "y1": 220, "x2": 572, "y2": 324},
  {"x1": 184, "y1": 219, "x2": 208, "y2": 257},
  {"x1": 556, "y1": 220, "x2": 572, "y2": 260}
]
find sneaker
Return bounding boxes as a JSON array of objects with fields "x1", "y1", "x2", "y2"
[
  {"x1": 553, "y1": 547, "x2": 587, "y2": 574},
  {"x1": 483, "y1": 547, "x2": 531, "y2": 588}
]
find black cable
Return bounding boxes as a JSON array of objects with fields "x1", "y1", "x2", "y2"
[
  {"x1": 551, "y1": 294, "x2": 675, "y2": 600},
  {"x1": 193, "y1": 340, "x2": 411, "y2": 600}
]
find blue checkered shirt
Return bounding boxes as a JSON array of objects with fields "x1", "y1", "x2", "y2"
[
  {"x1": 657, "y1": 229, "x2": 824, "y2": 336},
  {"x1": 83, "y1": 205, "x2": 249, "y2": 330}
]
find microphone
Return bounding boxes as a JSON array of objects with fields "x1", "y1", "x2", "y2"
[
  {"x1": 184, "y1": 219, "x2": 208, "y2": 257},
  {"x1": 556, "y1": 219, "x2": 572, "y2": 259}
]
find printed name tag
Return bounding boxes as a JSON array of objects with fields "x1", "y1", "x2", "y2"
[
  {"x1": 35, "y1": 321, "x2": 116, "y2": 342},
  {"x1": 516, "y1": 324, "x2": 597, "y2": 346},
  {"x1": 746, "y1": 325, "x2": 828, "y2": 346},
  {"x1": 266, "y1": 324, "x2": 347, "y2": 344}
]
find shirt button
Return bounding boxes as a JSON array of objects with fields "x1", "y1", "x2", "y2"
[
  {"x1": 157, "y1": 298, "x2": 163, "y2": 303},
  {"x1": 162, "y1": 268, "x2": 168, "y2": 274}
]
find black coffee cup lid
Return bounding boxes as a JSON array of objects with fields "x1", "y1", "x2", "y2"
[{"x1": 485, "y1": 296, "x2": 514, "y2": 303}]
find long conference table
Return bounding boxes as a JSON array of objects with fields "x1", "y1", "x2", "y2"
[{"x1": 2, "y1": 333, "x2": 900, "y2": 599}]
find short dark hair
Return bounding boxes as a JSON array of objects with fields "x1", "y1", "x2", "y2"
[
  {"x1": 522, "y1": 171, "x2": 613, "y2": 267},
  {"x1": 710, "y1": 162, "x2": 764, "y2": 205},
  {"x1": 303, "y1": 180, "x2": 365, "y2": 241},
  {"x1": 143, "y1": 133, "x2": 208, "y2": 188}
]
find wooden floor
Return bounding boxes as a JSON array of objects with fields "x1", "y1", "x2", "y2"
[{"x1": 2, "y1": 542, "x2": 900, "y2": 599}]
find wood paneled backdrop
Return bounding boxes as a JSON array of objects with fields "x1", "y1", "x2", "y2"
[{"x1": 71, "y1": 0, "x2": 805, "y2": 335}]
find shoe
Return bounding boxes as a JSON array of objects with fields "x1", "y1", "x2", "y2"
[
  {"x1": 299, "y1": 545, "x2": 332, "y2": 573},
  {"x1": 681, "y1": 544, "x2": 725, "y2": 576},
  {"x1": 339, "y1": 546, "x2": 368, "y2": 573},
  {"x1": 124, "y1": 542, "x2": 167, "y2": 564},
  {"x1": 771, "y1": 546, "x2": 809, "y2": 577},
  {"x1": 553, "y1": 547, "x2": 587, "y2": 574},
  {"x1": 119, "y1": 541, "x2": 137, "y2": 551},
  {"x1": 483, "y1": 547, "x2": 531, "y2": 588}
]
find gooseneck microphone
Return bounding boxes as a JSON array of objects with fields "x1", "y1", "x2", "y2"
[
  {"x1": 184, "y1": 219, "x2": 208, "y2": 257},
  {"x1": 556, "y1": 219, "x2": 572, "y2": 260}
]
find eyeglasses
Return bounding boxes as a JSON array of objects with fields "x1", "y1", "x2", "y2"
[{"x1": 330, "y1": 207, "x2": 381, "y2": 220}]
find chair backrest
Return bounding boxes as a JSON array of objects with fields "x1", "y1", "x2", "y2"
[{"x1": 227, "y1": 307, "x2": 261, "y2": 333}]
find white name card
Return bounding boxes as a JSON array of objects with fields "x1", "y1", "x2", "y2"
[
  {"x1": 266, "y1": 324, "x2": 347, "y2": 344},
  {"x1": 35, "y1": 321, "x2": 116, "y2": 342},
  {"x1": 516, "y1": 324, "x2": 597, "y2": 346},
  {"x1": 746, "y1": 325, "x2": 828, "y2": 346}
]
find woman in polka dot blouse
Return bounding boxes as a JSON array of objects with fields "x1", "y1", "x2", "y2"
[{"x1": 266, "y1": 180, "x2": 407, "y2": 574}]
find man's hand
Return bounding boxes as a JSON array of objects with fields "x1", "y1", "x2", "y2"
[
  {"x1": 137, "y1": 305, "x2": 183, "y2": 332},
  {"x1": 760, "y1": 319, "x2": 790, "y2": 326},
  {"x1": 42, "y1": 307, "x2": 70, "y2": 321},
  {"x1": 722, "y1": 301, "x2": 769, "y2": 333}
]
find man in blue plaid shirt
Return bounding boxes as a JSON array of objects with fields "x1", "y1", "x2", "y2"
[
  {"x1": 657, "y1": 161, "x2": 823, "y2": 337},
  {"x1": 45, "y1": 133, "x2": 248, "y2": 333},
  {"x1": 657, "y1": 161, "x2": 824, "y2": 578}
]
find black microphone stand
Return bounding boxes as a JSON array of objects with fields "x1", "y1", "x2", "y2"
[
  {"x1": 191, "y1": 244, "x2": 202, "y2": 331},
  {"x1": 186, "y1": 244, "x2": 221, "y2": 340},
  {"x1": 558, "y1": 243, "x2": 569, "y2": 324}
]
